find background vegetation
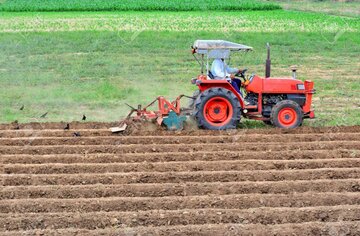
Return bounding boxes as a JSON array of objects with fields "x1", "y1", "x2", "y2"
[
  {"x1": 0, "y1": 11, "x2": 357, "y2": 33},
  {"x1": 0, "y1": 0, "x2": 281, "y2": 12},
  {"x1": 0, "y1": 0, "x2": 359, "y2": 126}
]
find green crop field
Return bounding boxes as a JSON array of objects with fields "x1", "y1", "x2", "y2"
[
  {"x1": 0, "y1": 10, "x2": 357, "y2": 33},
  {"x1": 0, "y1": 1, "x2": 359, "y2": 127},
  {"x1": 0, "y1": 0, "x2": 281, "y2": 12}
]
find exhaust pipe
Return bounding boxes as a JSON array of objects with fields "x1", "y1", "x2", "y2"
[{"x1": 265, "y1": 43, "x2": 271, "y2": 78}]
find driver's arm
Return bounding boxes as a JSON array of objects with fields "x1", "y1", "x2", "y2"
[
  {"x1": 226, "y1": 67, "x2": 239, "y2": 74},
  {"x1": 225, "y1": 62, "x2": 241, "y2": 75},
  {"x1": 227, "y1": 67, "x2": 242, "y2": 80}
]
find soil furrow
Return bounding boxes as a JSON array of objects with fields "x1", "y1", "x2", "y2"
[
  {"x1": 1, "y1": 133, "x2": 360, "y2": 146},
  {"x1": 1, "y1": 179, "x2": 359, "y2": 200},
  {"x1": 1, "y1": 150, "x2": 358, "y2": 165},
  {"x1": 1, "y1": 192, "x2": 359, "y2": 213},
  {"x1": 0, "y1": 123, "x2": 359, "y2": 134},
  {"x1": 1, "y1": 124, "x2": 359, "y2": 234},
  {"x1": 3, "y1": 168, "x2": 360, "y2": 186},
  {"x1": 2, "y1": 130, "x2": 360, "y2": 139},
  {"x1": 4, "y1": 159, "x2": 360, "y2": 174},
  {"x1": 1, "y1": 206, "x2": 360, "y2": 231},
  {"x1": 0, "y1": 141, "x2": 359, "y2": 155},
  {"x1": 3, "y1": 221, "x2": 360, "y2": 236}
]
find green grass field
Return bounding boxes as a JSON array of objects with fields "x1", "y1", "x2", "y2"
[
  {"x1": 0, "y1": 0, "x2": 280, "y2": 12},
  {"x1": 0, "y1": 2, "x2": 359, "y2": 127},
  {"x1": 0, "y1": 10, "x2": 358, "y2": 33}
]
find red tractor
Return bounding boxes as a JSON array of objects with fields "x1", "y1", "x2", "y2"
[
  {"x1": 189, "y1": 40, "x2": 315, "y2": 129},
  {"x1": 113, "y1": 40, "x2": 315, "y2": 132}
]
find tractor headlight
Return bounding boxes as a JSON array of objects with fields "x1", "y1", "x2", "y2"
[{"x1": 297, "y1": 84, "x2": 305, "y2": 90}]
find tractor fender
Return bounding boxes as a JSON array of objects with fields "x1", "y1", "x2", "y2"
[{"x1": 196, "y1": 80, "x2": 245, "y2": 108}]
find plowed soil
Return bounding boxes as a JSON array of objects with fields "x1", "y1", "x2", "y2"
[{"x1": 1, "y1": 123, "x2": 360, "y2": 235}]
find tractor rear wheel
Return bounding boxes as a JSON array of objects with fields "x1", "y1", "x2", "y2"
[
  {"x1": 271, "y1": 100, "x2": 303, "y2": 128},
  {"x1": 194, "y1": 88, "x2": 241, "y2": 130}
]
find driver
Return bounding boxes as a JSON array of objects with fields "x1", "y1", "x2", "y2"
[{"x1": 210, "y1": 58, "x2": 243, "y2": 95}]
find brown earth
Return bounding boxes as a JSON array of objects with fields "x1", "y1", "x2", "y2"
[{"x1": 0, "y1": 123, "x2": 359, "y2": 235}]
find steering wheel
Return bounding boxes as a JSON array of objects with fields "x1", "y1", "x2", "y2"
[{"x1": 236, "y1": 68, "x2": 248, "y2": 78}]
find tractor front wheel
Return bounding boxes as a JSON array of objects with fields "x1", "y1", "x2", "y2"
[
  {"x1": 194, "y1": 88, "x2": 241, "y2": 130},
  {"x1": 271, "y1": 100, "x2": 303, "y2": 128}
]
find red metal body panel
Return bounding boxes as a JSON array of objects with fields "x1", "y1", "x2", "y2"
[
  {"x1": 263, "y1": 77, "x2": 304, "y2": 93},
  {"x1": 246, "y1": 75, "x2": 306, "y2": 94},
  {"x1": 157, "y1": 96, "x2": 181, "y2": 115},
  {"x1": 245, "y1": 75, "x2": 263, "y2": 93},
  {"x1": 303, "y1": 80, "x2": 315, "y2": 113}
]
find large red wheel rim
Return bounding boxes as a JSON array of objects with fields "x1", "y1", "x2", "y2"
[
  {"x1": 278, "y1": 107, "x2": 297, "y2": 127},
  {"x1": 203, "y1": 97, "x2": 233, "y2": 127}
]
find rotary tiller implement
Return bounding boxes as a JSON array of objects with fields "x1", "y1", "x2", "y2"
[{"x1": 111, "y1": 95, "x2": 191, "y2": 132}]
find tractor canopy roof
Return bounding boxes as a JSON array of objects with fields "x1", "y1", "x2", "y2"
[
  {"x1": 192, "y1": 40, "x2": 252, "y2": 59},
  {"x1": 193, "y1": 40, "x2": 253, "y2": 52}
]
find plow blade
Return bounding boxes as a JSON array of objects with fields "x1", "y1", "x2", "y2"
[{"x1": 110, "y1": 123, "x2": 127, "y2": 133}]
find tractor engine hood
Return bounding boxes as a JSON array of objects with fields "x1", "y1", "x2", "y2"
[{"x1": 247, "y1": 75, "x2": 307, "y2": 94}]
